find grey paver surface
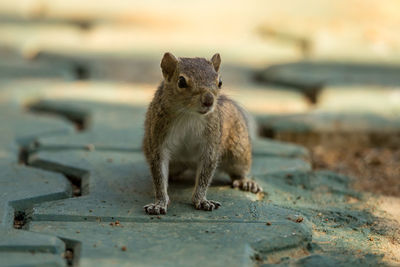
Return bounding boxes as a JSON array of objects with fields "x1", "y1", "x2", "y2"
[
  {"x1": 1, "y1": 98, "x2": 396, "y2": 266},
  {"x1": 0, "y1": 103, "x2": 75, "y2": 266},
  {"x1": 1, "y1": 1, "x2": 400, "y2": 265},
  {"x1": 255, "y1": 62, "x2": 400, "y2": 89}
]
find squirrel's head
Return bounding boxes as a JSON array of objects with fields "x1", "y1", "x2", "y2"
[{"x1": 160, "y1": 52, "x2": 222, "y2": 115}]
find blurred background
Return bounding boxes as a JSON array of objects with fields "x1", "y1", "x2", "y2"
[{"x1": 0, "y1": 0, "x2": 399, "y2": 199}]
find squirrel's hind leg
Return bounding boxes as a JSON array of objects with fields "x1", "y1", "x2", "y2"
[
  {"x1": 222, "y1": 137, "x2": 262, "y2": 193},
  {"x1": 230, "y1": 175, "x2": 263, "y2": 194},
  {"x1": 226, "y1": 165, "x2": 263, "y2": 194}
]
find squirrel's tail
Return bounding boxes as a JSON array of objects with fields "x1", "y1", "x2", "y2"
[
  {"x1": 232, "y1": 100, "x2": 258, "y2": 140},
  {"x1": 247, "y1": 111, "x2": 258, "y2": 140}
]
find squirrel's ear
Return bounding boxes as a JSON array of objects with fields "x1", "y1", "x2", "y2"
[
  {"x1": 211, "y1": 53, "x2": 221, "y2": 72},
  {"x1": 161, "y1": 52, "x2": 178, "y2": 81}
]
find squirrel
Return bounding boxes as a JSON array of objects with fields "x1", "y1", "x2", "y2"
[{"x1": 143, "y1": 52, "x2": 262, "y2": 215}]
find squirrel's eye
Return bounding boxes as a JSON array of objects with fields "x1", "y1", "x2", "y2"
[
  {"x1": 178, "y1": 76, "x2": 187, "y2": 88},
  {"x1": 218, "y1": 78, "x2": 222, "y2": 89}
]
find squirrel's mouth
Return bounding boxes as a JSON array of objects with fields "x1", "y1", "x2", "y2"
[{"x1": 198, "y1": 107, "x2": 213, "y2": 115}]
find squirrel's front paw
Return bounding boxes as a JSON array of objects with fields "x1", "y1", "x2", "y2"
[
  {"x1": 144, "y1": 201, "x2": 168, "y2": 215},
  {"x1": 232, "y1": 178, "x2": 263, "y2": 193},
  {"x1": 193, "y1": 199, "x2": 221, "y2": 211}
]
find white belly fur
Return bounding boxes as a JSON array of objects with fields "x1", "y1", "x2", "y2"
[{"x1": 163, "y1": 113, "x2": 206, "y2": 164}]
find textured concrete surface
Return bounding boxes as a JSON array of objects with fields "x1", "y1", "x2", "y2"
[
  {"x1": 0, "y1": 104, "x2": 74, "y2": 266},
  {"x1": 1, "y1": 1, "x2": 400, "y2": 264},
  {"x1": 256, "y1": 84, "x2": 400, "y2": 150},
  {"x1": 1, "y1": 97, "x2": 397, "y2": 266},
  {"x1": 2, "y1": 0, "x2": 400, "y2": 64}
]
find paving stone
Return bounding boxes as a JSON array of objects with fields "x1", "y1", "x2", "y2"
[
  {"x1": 2, "y1": 0, "x2": 400, "y2": 67},
  {"x1": 29, "y1": 220, "x2": 310, "y2": 267},
  {"x1": 0, "y1": 79, "x2": 156, "y2": 109},
  {"x1": 0, "y1": 252, "x2": 65, "y2": 267},
  {"x1": 0, "y1": 102, "x2": 76, "y2": 263},
  {"x1": 267, "y1": 252, "x2": 384, "y2": 267},
  {"x1": 0, "y1": 18, "x2": 298, "y2": 82},
  {"x1": 0, "y1": 77, "x2": 311, "y2": 118},
  {"x1": 0, "y1": 23, "x2": 83, "y2": 52},
  {"x1": 229, "y1": 86, "x2": 310, "y2": 115},
  {"x1": 30, "y1": 100, "x2": 310, "y2": 157},
  {"x1": 22, "y1": 100, "x2": 394, "y2": 265},
  {"x1": 0, "y1": 227, "x2": 64, "y2": 251},
  {"x1": 26, "y1": 145, "x2": 312, "y2": 265},
  {"x1": 0, "y1": 103, "x2": 73, "y2": 163},
  {"x1": 29, "y1": 148, "x2": 309, "y2": 221},
  {"x1": 1, "y1": 97, "x2": 395, "y2": 265},
  {"x1": 255, "y1": 1, "x2": 400, "y2": 62},
  {"x1": 252, "y1": 138, "x2": 309, "y2": 158},
  {"x1": 30, "y1": 101, "x2": 146, "y2": 149},
  {"x1": 0, "y1": 56, "x2": 71, "y2": 80},
  {"x1": 0, "y1": 100, "x2": 312, "y2": 265},
  {"x1": 254, "y1": 62, "x2": 400, "y2": 103},
  {"x1": 0, "y1": 2, "x2": 399, "y2": 265},
  {"x1": 24, "y1": 100, "x2": 310, "y2": 222},
  {"x1": 0, "y1": 163, "x2": 71, "y2": 226},
  {"x1": 255, "y1": 170, "x2": 358, "y2": 209},
  {"x1": 257, "y1": 112, "x2": 400, "y2": 134},
  {"x1": 256, "y1": 84, "x2": 400, "y2": 149},
  {"x1": 316, "y1": 86, "x2": 400, "y2": 116},
  {"x1": 0, "y1": 159, "x2": 71, "y2": 263}
]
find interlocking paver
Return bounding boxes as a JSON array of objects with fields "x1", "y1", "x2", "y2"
[
  {"x1": 0, "y1": 104, "x2": 73, "y2": 163},
  {"x1": 0, "y1": 99, "x2": 384, "y2": 266},
  {"x1": 0, "y1": 252, "x2": 64, "y2": 267},
  {"x1": 317, "y1": 86, "x2": 400, "y2": 116},
  {"x1": 0, "y1": 163, "x2": 71, "y2": 226},
  {"x1": 29, "y1": 221, "x2": 311, "y2": 267},
  {"x1": 258, "y1": 112, "x2": 400, "y2": 135},
  {"x1": 254, "y1": 62, "x2": 400, "y2": 105},
  {"x1": 0, "y1": 79, "x2": 398, "y2": 265},
  {"x1": 0, "y1": 100, "x2": 317, "y2": 266},
  {"x1": 24, "y1": 101, "x2": 310, "y2": 221},
  {"x1": 1, "y1": 1, "x2": 400, "y2": 264},
  {"x1": 255, "y1": 62, "x2": 400, "y2": 90},
  {"x1": 0, "y1": 103, "x2": 75, "y2": 266},
  {"x1": 256, "y1": 84, "x2": 400, "y2": 150}
]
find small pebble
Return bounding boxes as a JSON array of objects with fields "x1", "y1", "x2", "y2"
[
  {"x1": 85, "y1": 144, "x2": 95, "y2": 151},
  {"x1": 296, "y1": 217, "x2": 304, "y2": 223}
]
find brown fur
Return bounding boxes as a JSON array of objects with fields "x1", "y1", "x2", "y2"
[{"x1": 143, "y1": 53, "x2": 262, "y2": 215}]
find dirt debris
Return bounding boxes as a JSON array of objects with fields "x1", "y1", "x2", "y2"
[{"x1": 311, "y1": 145, "x2": 400, "y2": 197}]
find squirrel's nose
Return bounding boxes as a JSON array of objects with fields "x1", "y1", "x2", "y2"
[{"x1": 202, "y1": 93, "x2": 214, "y2": 107}]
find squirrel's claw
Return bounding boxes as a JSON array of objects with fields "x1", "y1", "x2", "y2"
[
  {"x1": 194, "y1": 199, "x2": 221, "y2": 211},
  {"x1": 144, "y1": 202, "x2": 167, "y2": 215},
  {"x1": 232, "y1": 178, "x2": 262, "y2": 194}
]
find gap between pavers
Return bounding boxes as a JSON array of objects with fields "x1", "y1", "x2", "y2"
[{"x1": 0, "y1": 103, "x2": 79, "y2": 265}]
